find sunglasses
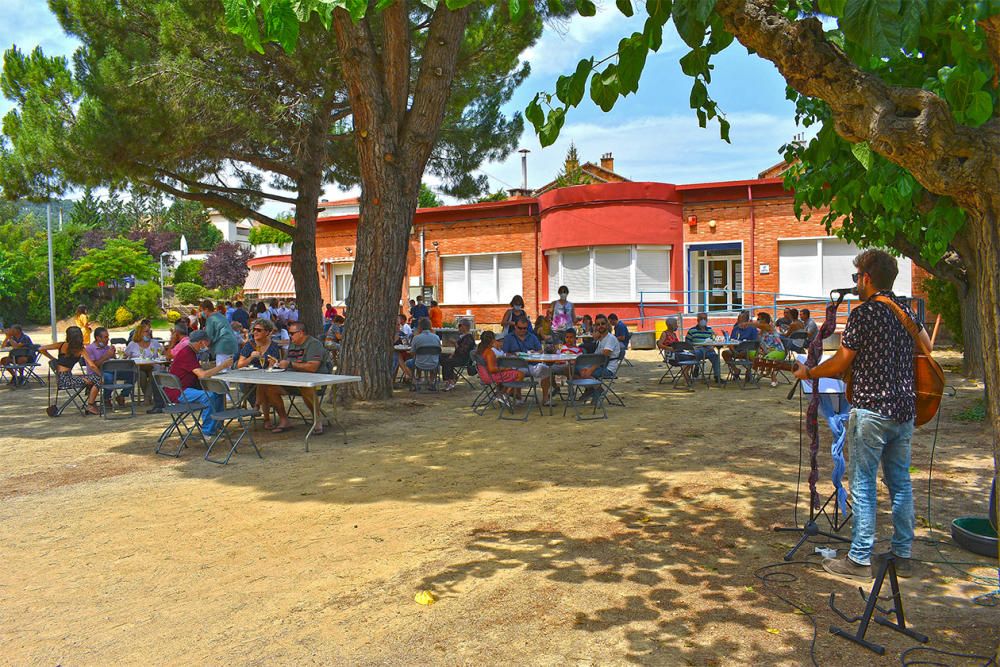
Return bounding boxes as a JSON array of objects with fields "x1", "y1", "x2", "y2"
[
  {"x1": 852, "y1": 272, "x2": 865, "y2": 282},
  {"x1": 515, "y1": 326, "x2": 528, "y2": 331},
  {"x1": 252, "y1": 327, "x2": 265, "y2": 332},
  {"x1": 290, "y1": 329, "x2": 305, "y2": 335}
]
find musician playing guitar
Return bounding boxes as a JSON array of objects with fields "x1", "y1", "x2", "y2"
[{"x1": 792, "y1": 249, "x2": 930, "y2": 582}]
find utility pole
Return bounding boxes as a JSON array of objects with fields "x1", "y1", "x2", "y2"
[{"x1": 46, "y1": 201, "x2": 58, "y2": 343}]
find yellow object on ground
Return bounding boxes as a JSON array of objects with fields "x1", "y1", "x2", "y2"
[{"x1": 414, "y1": 590, "x2": 436, "y2": 605}]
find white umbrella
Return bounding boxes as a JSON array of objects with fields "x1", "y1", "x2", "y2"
[{"x1": 179, "y1": 234, "x2": 189, "y2": 256}]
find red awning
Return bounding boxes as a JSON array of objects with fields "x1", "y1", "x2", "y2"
[{"x1": 245, "y1": 262, "x2": 295, "y2": 298}]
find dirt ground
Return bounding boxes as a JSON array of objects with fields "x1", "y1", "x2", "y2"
[{"x1": 1, "y1": 348, "x2": 997, "y2": 666}]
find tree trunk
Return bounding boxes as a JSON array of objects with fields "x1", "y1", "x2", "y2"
[
  {"x1": 289, "y1": 170, "x2": 325, "y2": 338},
  {"x1": 957, "y1": 277, "x2": 984, "y2": 377},
  {"x1": 969, "y1": 205, "x2": 1000, "y2": 568}
]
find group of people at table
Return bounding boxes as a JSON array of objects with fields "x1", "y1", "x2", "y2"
[
  {"x1": 393, "y1": 287, "x2": 630, "y2": 405},
  {"x1": 21, "y1": 299, "x2": 332, "y2": 436},
  {"x1": 656, "y1": 307, "x2": 819, "y2": 387}
]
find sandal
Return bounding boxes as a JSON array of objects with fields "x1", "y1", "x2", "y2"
[
  {"x1": 85, "y1": 404, "x2": 100, "y2": 416},
  {"x1": 271, "y1": 424, "x2": 294, "y2": 434}
]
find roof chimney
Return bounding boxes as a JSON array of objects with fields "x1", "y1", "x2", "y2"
[
  {"x1": 519, "y1": 148, "x2": 530, "y2": 191},
  {"x1": 600, "y1": 152, "x2": 614, "y2": 172}
]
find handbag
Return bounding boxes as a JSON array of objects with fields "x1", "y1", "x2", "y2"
[{"x1": 845, "y1": 296, "x2": 944, "y2": 426}]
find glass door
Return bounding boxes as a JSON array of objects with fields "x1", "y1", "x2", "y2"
[{"x1": 707, "y1": 259, "x2": 730, "y2": 312}]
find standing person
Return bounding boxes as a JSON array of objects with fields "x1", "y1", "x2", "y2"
[
  {"x1": 684, "y1": 312, "x2": 722, "y2": 384},
  {"x1": 225, "y1": 301, "x2": 236, "y2": 322},
  {"x1": 324, "y1": 303, "x2": 337, "y2": 321},
  {"x1": 202, "y1": 300, "x2": 239, "y2": 366},
  {"x1": 410, "y1": 295, "x2": 429, "y2": 323},
  {"x1": 39, "y1": 326, "x2": 103, "y2": 415},
  {"x1": 74, "y1": 305, "x2": 93, "y2": 344},
  {"x1": 799, "y1": 308, "x2": 819, "y2": 343},
  {"x1": 428, "y1": 300, "x2": 444, "y2": 329},
  {"x1": 550, "y1": 286, "x2": 575, "y2": 333},
  {"x1": 187, "y1": 308, "x2": 200, "y2": 331},
  {"x1": 231, "y1": 301, "x2": 251, "y2": 330},
  {"x1": 794, "y1": 249, "x2": 926, "y2": 581},
  {"x1": 500, "y1": 295, "x2": 531, "y2": 337},
  {"x1": 261, "y1": 322, "x2": 331, "y2": 434},
  {"x1": 285, "y1": 300, "x2": 299, "y2": 324}
]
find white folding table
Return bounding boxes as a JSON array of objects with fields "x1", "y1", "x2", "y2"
[{"x1": 216, "y1": 369, "x2": 362, "y2": 450}]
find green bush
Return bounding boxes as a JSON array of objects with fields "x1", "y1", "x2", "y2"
[
  {"x1": 125, "y1": 282, "x2": 162, "y2": 320},
  {"x1": 173, "y1": 259, "x2": 205, "y2": 286},
  {"x1": 248, "y1": 225, "x2": 292, "y2": 245},
  {"x1": 174, "y1": 282, "x2": 206, "y2": 305},
  {"x1": 95, "y1": 298, "x2": 127, "y2": 328},
  {"x1": 114, "y1": 305, "x2": 134, "y2": 327},
  {"x1": 922, "y1": 277, "x2": 963, "y2": 348}
]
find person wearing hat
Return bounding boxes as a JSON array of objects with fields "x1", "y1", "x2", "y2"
[{"x1": 147, "y1": 330, "x2": 228, "y2": 435}]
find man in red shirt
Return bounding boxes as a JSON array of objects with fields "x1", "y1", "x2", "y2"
[{"x1": 151, "y1": 330, "x2": 229, "y2": 435}]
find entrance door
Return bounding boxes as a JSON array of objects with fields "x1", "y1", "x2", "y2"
[
  {"x1": 707, "y1": 259, "x2": 730, "y2": 311},
  {"x1": 692, "y1": 250, "x2": 743, "y2": 312}
]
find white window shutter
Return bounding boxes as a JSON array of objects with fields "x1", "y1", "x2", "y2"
[
  {"x1": 497, "y1": 253, "x2": 523, "y2": 305},
  {"x1": 546, "y1": 252, "x2": 560, "y2": 301},
  {"x1": 821, "y1": 238, "x2": 862, "y2": 296},
  {"x1": 594, "y1": 247, "x2": 631, "y2": 301},
  {"x1": 778, "y1": 240, "x2": 822, "y2": 298},
  {"x1": 635, "y1": 248, "x2": 670, "y2": 297},
  {"x1": 442, "y1": 256, "x2": 467, "y2": 303},
  {"x1": 561, "y1": 249, "x2": 591, "y2": 300},
  {"x1": 468, "y1": 255, "x2": 495, "y2": 304}
]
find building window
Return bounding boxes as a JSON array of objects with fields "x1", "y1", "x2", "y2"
[
  {"x1": 546, "y1": 245, "x2": 671, "y2": 302},
  {"x1": 329, "y1": 262, "x2": 353, "y2": 305},
  {"x1": 778, "y1": 238, "x2": 912, "y2": 298},
  {"x1": 442, "y1": 253, "x2": 523, "y2": 304}
]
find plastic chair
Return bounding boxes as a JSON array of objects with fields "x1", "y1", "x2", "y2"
[
  {"x1": 151, "y1": 371, "x2": 208, "y2": 457},
  {"x1": 98, "y1": 359, "x2": 137, "y2": 418},
  {"x1": 562, "y1": 353, "x2": 608, "y2": 420},
  {"x1": 200, "y1": 377, "x2": 261, "y2": 465}
]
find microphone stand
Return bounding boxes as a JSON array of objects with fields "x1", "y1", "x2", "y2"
[{"x1": 772, "y1": 291, "x2": 852, "y2": 561}]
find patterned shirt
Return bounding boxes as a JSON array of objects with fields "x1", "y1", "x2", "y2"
[
  {"x1": 685, "y1": 325, "x2": 715, "y2": 344},
  {"x1": 841, "y1": 291, "x2": 921, "y2": 423}
]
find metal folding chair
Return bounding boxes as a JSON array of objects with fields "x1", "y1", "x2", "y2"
[
  {"x1": 451, "y1": 350, "x2": 477, "y2": 389},
  {"x1": 412, "y1": 344, "x2": 442, "y2": 392},
  {"x1": 562, "y1": 353, "x2": 608, "y2": 420},
  {"x1": 7, "y1": 345, "x2": 45, "y2": 387},
  {"x1": 46, "y1": 362, "x2": 88, "y2": 416},
  {"x1": 151, "y1": 371, "x2": 208, "y2": 457},
  {"x1": 725, "y1": 340, "x2": 761, "y2": 390},
  {"x1": 200, "y1": 378, "x2": 261, "y2": 465},
  {"x1": 98, "y1": 359, "x2": 137, "y2": 418},
  {"x1": 471, "y1": 354, "x2": 501, "y2": 415},
  {"x1": 669, "y1": 342, "x2": 703, "y2": 390},
  {"x1": 497, "y1": 356, "x2": 543, "y2": 421},
  {"x1": 657, "y1": 346, "x2": 679, "y2": 384},
  {"x1": 600, "y1": 351, "x2": 626, "y2": 407}
]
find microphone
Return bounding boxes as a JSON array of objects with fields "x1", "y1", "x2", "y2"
[{"x1": 831, "y1": 287, "x2": 857, "y2": 298}]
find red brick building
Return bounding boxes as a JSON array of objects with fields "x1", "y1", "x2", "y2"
[{"x1": 246, "y1": 175, "x2": 928, "y2": 327}]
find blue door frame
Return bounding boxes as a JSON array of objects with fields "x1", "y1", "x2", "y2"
[{"x1": 687, "y1": 242, "x2": 741, "y2": 311}]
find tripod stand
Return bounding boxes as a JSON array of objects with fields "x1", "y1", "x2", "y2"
[{"x1": 773, "y1": 379, "x2": 852, "y2": 561}]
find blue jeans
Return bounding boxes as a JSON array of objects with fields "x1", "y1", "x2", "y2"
[
  {"x1": 847, "y1": 408, "x2": 915, "y2": 565},
  {"x1": 181, "y1": 388, "x2": 223, "y2": 435},
  {"x1": 693, "y1": 348, "x2": 721, "y2": 380}
]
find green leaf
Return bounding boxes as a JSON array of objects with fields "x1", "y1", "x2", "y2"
[
  {"x1": 617, "y1": 35, "x2": 648, "y2": 94},
  {"x1": 841, "y1": 0, "x2": 904, "y2": 57},
  {"x1": 616, "y1": 0, "x2": 635, "y2": 16},
  {"x1": 263, "y1": 0, "x2": 300, "y2": 53},
  {"x1": 645, "y1": 0, "x2": 672, "y2": 21},
  {"x1": 679, "y1": 47, "x2": 709, "y2": 77},
  {"x1": 689, "y1": 78, "x2": 708, "y2": 108},
  {"x1": 590, "y1": 67, "x2": 618, "y2": 112},
  {"x1": 539, "y1": 107, "x2": 566, "y2": 147},
  {"x1": 643, "y1": 17, "x2": 664, "y2": 51},
  {"x1": 222, "y1": 0, "x2": 265, "y2": 54},
  {"x1": 851, "y1": 141, "x2": 873, "y2": 170},
  {"x1": 719, "y1": 117, "x2": 731, "y2": 143},
  {"x1": 671, "y1": 0, "x2": 716, "y2": 48},
  {"x1": 567, "y1": 59, "x2": 591, "y2": 107},
  {"x1": 965, "y1": 90, "x2": 993, "y2": 125},
  {"x1": 578, "y1": 0, "x2": 597, "y2": 16},
  {"x1": 524, "y1": 97, "x2": 545, "y2": 129},
  {"x1": 817, "y1": 0, "x2": 847, "y2": 14}
]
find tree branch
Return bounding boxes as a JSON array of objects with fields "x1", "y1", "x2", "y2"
[
  {"x1": 147, "y1": 166, "x2": 298, "y2": 204},
  {"x1": 715, "y1": 0, "x2": 1000, "y2": 215},
  {"x1": 889, "y1": 233, "x2": 968, "y2": 289},
  {"x1": 401, "y1": 4, "x2": 472, "y2": 179},
  {"x1": 144, "y1": 178, "x2": 293, "y2": 234}
]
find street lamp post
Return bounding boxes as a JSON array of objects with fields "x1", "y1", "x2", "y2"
[{"x1": 159, "y1": 252, "x2": 170, "y2": 311}]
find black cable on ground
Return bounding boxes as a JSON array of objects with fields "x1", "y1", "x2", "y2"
[
  {"x1": 754, "y1": 560, "x2": 822, "y2": 667},
  {"x1": 900, "y1": 645, "x2": 996, "y2": 667}
]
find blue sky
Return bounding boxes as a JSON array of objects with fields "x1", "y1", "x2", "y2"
[{"x1": 0, "y1": 2, "x2": 801, "y2": 208}]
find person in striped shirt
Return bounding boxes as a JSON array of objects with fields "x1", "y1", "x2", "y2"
[{"x1": 684, "y1": 312, "x2": 722, "y2": 384}]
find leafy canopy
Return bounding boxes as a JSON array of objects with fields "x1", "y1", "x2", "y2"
[{"x1": 70, "y1": 237, "x2": 157, "y2": 293}]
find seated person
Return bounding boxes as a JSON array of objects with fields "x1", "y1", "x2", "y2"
[
  {"x1": 87, "y1": 326, "x2": 134, "y2": 407},
  {"x1": 231, "y1": 321, "x2": 249, "y2": 346},
  {"x1": 403, "y1": 317, "x2": 442, "y2": 384},
  {"x1": 165, "y1": 322, "x2": 190, "y2": 362},
  {"x1": 786, "y1": 308, "x2": 805, "y2": 335},
  {"x1": 125, "y1": 320, "x2": 165, "y2": 403},
  {"x1": 775, "y1": 308, "x2": 794, "y2": 334},
  {"x1": 533, "y1": 315, "x2": 554, "y2": 347},
  {"x1": 442, "y1": 319, "x2": 476, "y2": 391},
  {"x1": 755, "y1": 311, "x2": 787, "y2": 387},
  {"x1": 260, "y1": 322, "x2": 331, "y2": 434},
  {"x1": 575, "y1": 315, "x2": 620, "y2": 402},
  {"x1": 2, "y1": 324, "x2": 33, "y2": 386},
  {"x1": 39, "y1": 326, "x2": 103, "y2": 415},
  {"x1": 577, "y1": 314, "x2": 597, "y2": 353},
  {"x1": 551, "y1": 328, "x2": 583, "y2": 379},
  {"x1": 657, "y1": 317, "x2": 679, "y2": 354},
  {"x1": 684, "y1": 312, "x2": 722, "y2": 384},
  {"x1": 722, "y1": 310, "x2": 759, "y2": 378},
  {"x1": 149, "y1": 330, "x2": 229, "y2": 430},
  {"x1": 502, "y1": 316, "x2": 552, "y2": 406},
  {"x1": 474, "y1": 331, "x2": 523, "y2": 404},
  {"x1": 323, "y1": 315, "x2": 345, "y2": 350},
  {"x1": 272, "y1": 322, "x2": 291, "y2": 345},
  {"x1": 799, "y1": 308, "x2": 819, "y2": 343},
  {"x1": 236, "y1": 317, "x2": 282, "y2": 426},
  {"x1": 609, "y1": 313, "x2": 630, "y2": 348}
]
